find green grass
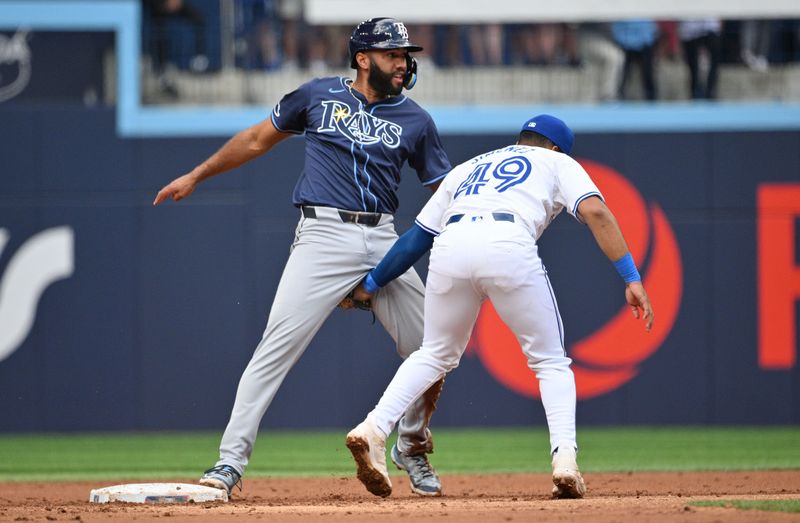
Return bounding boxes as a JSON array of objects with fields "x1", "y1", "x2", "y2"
[
  {"x1": 689, "y1": 500, "x2": 800, "y2": 513},
  {"x1": 0, "y1": 426, "x2": 798, "y2": 481}
]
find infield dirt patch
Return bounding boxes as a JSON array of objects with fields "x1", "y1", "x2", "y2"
[{"x1": 1, "y1": 471, "x2": 799, "y2": 522}]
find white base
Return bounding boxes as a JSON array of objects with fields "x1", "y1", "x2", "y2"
[{"x1": 89, "y1": 483, "x2": 228, "y2": 504}]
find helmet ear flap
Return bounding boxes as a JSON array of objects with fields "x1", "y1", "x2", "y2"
[{"x1": 403, "y1": 56, "x2": 417, "y2": 90}]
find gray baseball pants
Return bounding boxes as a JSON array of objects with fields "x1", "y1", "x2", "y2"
[{"x1": 216, "y1": 206, "x2": 437, "y2": 474}]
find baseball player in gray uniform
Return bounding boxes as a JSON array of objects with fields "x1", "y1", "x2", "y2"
[
  {"x1": 153, "y1": 18, "x2": 451, "y2": 497},
  {"x1": 344, "y1": 114, "x2": 654, "y2": 498}
]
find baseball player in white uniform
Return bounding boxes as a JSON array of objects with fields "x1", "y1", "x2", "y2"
[{"x1": 344, "y1": 114, "x2": 654, "y2": 498}]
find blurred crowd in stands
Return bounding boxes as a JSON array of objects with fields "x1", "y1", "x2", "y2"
[{"x1": 143, "y1": 0, "x2": 800, "y2": 101}]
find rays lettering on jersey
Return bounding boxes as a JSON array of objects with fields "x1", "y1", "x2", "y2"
[
  {"x1": 454, "y1": 156, "x2": 532, "y2": 199},
  {"x1": 317, "y1": 101, "x2": 401, "y2": 148}
]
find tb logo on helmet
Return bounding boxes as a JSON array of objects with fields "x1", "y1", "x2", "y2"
[
  {"x1": 392, "y1": 22, "x2": 409, "y2": 40},
  {"x1": 468, "y1": 161, "x2": 683, "y2": 399},
  {"x1": 348, "y1": 17, "x2": 423, "y2": 90}
]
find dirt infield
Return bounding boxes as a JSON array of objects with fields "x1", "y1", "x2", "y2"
[{"x1": 1, "y1": 471, "x2": 799, "y2": 522}]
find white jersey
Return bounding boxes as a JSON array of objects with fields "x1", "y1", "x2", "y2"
[
  {"x1": 415, "y1": 145, "x2": 602, "y2": 240},
  {"x1": 369, "y1": 145, "x2": 594, "y2": 469}
]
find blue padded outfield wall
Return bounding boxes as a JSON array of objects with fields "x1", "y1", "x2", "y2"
[{"x1": 0, "y1": 105, "x2": 798, "y2": 432}]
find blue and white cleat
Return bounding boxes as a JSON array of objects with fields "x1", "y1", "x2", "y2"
[
  {"x1": 199, "y1": 464, "x2": 242, "y2": 495},
  {"x1": 390, "y1": 444, "x2": 442, "y2": 496}
]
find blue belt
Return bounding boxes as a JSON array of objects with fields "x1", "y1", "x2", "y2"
[{"x1": 446, "y1": 212, "x2": 515, "y2": 225}]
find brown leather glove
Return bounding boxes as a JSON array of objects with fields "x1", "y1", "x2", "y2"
[{"x1": 338, "y1": 289, "x2": 372, "y2": 311}]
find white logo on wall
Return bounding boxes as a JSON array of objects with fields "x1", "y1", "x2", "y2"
[
  {"x1": 0, "y1": 29, "x2": 32, "y2": 103},
  {"x1": 0, "y1": 227, "x2": 74, "y2": 363}
]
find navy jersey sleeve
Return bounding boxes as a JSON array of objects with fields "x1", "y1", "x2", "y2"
[
  {"x1": 408, "y1": 114, "x2": 451, "y2": 186},
  {"x1": 270, "y1": 81, "x2": 311, "y2": 134}
]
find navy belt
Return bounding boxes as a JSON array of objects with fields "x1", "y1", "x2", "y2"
[
  {"x1": 301, "y1": 206, "x2": 382, "y2": 227},
  {"x1": 446, "y1": 212, "x2": 515, "y2": 225}
]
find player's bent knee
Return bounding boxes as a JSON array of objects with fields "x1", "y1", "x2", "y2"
[{"x1": 408, "y1": 347, "x2": 460, "y2": 373}]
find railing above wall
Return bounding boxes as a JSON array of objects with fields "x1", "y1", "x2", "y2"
[
  {"x1": 2, "y1": 0, "x2": 800, "y2": 137},
  {"x1": 305, "y1": 0, "x2": 800, "y2": 23}
]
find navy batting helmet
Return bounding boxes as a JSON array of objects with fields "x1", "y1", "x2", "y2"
[{"x1": 349, "y1": 17, "x2": 423, "y2": 69}]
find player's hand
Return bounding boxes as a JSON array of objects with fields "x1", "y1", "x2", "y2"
[
  {"x1": 338, "y1": 281, "x2": 373, "y2": 311},
  {"x1": 153, "y1": 173, "x2": 198, "y2": 205},
  {"x1": 625, "y1": 281, "x2": 654, "y2": 332},
  {"x1": 352, "y1": 282, "x2": 374, "y2": 303}
]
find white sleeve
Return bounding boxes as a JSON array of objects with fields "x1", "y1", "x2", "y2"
[
  {"x1": 555, "y1": 157, "x2": 604, "y2": 222},
  {"x1": 414, "y1": 165, "x2": 462, "y2": 235}
]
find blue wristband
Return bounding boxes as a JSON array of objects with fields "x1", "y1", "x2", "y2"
[
  {"x1": 363, "y1": 272, "x2": 380, "y2": 294},
  {"x1": 613, "y1": 253, "x2": 641, "y2": 283}
]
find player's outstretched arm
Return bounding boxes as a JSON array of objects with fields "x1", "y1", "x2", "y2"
[
  {"x1": 351, "y1": 223, "x2": 435, "y2": 302},
  {"x1": 153, "y1": 118, "x2": 290, "y2": 205},
  {"x1": 577, "y1": 195, "x2": 654, "y2": 331}
]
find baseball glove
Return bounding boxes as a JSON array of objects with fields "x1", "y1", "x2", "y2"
[{"x1": 339, "y1": 290, "x2": 372, "y2": 311}]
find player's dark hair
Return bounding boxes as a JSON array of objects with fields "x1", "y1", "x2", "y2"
[{"x1": 518, "y1": 130, "x2": 556, "y2": 150}]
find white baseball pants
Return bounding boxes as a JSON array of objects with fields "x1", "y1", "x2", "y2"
[{"x1": 370, "y1": 216, "x2": 577, "y2": 453}]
